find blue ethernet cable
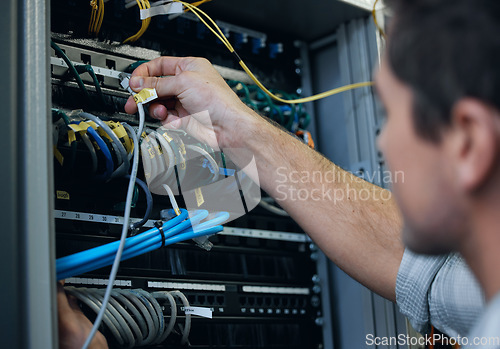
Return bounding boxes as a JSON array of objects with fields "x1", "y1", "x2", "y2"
[
  {"x1": 85, "y1": 125, "x2": 114, "y2": 181},
  {"x1": 57, "y1": 224, "x2": 223, "y2": 280},
  {"x1": 56, "y1": 209, "x2": 189, "y2": 273},
  {"x1": 56, "y1": 209, "x2": 226, "y2": 280}
]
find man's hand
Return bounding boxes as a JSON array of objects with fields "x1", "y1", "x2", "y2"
[
  {"x1": 124, "y1": 57, "x2": 257, "y2": 149},
  {"x1": 57, "y1": 283, "x2": 108, "y2": 349}
]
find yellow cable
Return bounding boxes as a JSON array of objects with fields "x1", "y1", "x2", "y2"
[
  {"x1": 178, "y1": 1, "x2": 231, "y2": 49},
  {"x1": 123, "y1": 0, "x2": 151, "y2": 43},
  {"x1": 372, "y1": 0, "x2": 387, "y2": 40},
  {"x1": 174, "y1": 0, "x2": 374, "y2": 104},
  {"x1": 89, "y1": 0, "x2": 98, "y2": 34},
  {"x1": 184, "y1": 0, "x2": 212, "y2": 12},
  {"x1": 123, "y1": 0, "x2": 145, "y2": 43},
  {"x1": 96, "y1": 0, "x2": 105, "y2": 34}
]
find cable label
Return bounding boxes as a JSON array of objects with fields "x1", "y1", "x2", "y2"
[
  {"x1": 181, "y1": 306, "x2": 213, "y2": 319},
  {"x1": 68, "y1": 130, "x2": 76, "y2": 145},
  {"x1": 133, "y1": 88, "x2": 158, "y2": 104},
  {"x1": 162, "y1": 132, "x2": 173, "y2": 142},
  {"x1": 194, "y1": 187, "x2": 204, "y2": 207},
  {"x1": 56, "y1": 190, "x2": 70, "y2": 200},
  {"x1": 140, "y1": 2, "x2": 183, "y2": 19},
  {"x1": 53, "y1": 146, "x2": 64, "y2": 166}
]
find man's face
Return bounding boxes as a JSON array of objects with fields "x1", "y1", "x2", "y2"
[{"x1": 375, "y1": 57, "x2": 465, "y2": 254}]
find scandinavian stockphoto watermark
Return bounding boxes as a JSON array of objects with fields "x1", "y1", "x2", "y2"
[
  {"x1": 366, "y1": 333, "x2": 500, "y2": 347},
  {"x1": 275, "y1": 166, "x2": 403, "y2": 203}
]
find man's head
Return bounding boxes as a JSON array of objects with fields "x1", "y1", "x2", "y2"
[{"x1": 376, "y1": 0, "x2": 500, "y2": 254}]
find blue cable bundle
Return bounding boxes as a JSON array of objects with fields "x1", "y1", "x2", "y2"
[{"x1": 57, "y1": 209, "x2": 229, "y2": 280}]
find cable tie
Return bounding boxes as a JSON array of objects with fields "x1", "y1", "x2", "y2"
[{"x1": 154, "y1": 220, "x2": 166, "y2": 247}]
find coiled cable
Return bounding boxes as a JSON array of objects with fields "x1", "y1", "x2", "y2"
[{"x1": 68, "y1": 288, "x2": 193, "y2": 347}]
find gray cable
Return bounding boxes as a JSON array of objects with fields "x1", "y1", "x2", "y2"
[
  {"x1": 122, "y1": 123, "x2": 135, "y2": 162},
  {"x1": 105, "y1": 290, "x2": 143, "y2": 347},
  {"x1": 89, "y1": 289, "x2": 136, "y2": 348},
  {"x1": 116, "y1": 289, "x2": 157, "y2": 345},
  {"x1": 66, "y1": 287, "x2": 125, "y2": 347},
  {"x1": 85, "y1": 289, "x2": 132, "y2": 348},
  {"x1": 170, "y1": 290, "x2": 191, "y2": 345},
  {"x1": 127, "y1": 289, "x2": 159, "y2": 344},
  {"x1": 131, "y1": 289, "x2": 164, "y2": 344},
  {"x1": 82, "y1": 102, "x2": 145, "y2": 349},
  {"x1": 80, "y1": 112, "x2": 129, "y2": 178},
  {"x1": 110, "y1": 290, "x2": 147, "y2": 346},
  {"x1": 80, "y1": 132, "x2": 98, "y2": 175},
  {"x1": 151, "y1": 291, "x2": 177, "y2": 343}
]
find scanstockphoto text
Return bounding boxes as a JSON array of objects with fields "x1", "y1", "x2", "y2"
[{"x1": 366, "y1": 333, "x2": 500, "y2": 347}]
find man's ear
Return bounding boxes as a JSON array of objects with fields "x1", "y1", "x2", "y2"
[{"x1": 450, "y1": 98, "x2": 500, "y2": 192}]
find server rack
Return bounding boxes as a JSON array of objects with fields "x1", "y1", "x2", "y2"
[{"x1": 0, "y1": 0, "x2": 410, "y2": 348}]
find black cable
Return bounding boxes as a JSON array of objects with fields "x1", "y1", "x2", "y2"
[{"x1": 126, "y1": 175, "x2": 153, "y2": 230}]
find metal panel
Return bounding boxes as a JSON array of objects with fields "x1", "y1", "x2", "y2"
[
  {"x1": 0, "y1": 0, "x2": 22, "y2": 347},
  {"x1": 309, "y1": 16, "x2": 409, "y2": 349},
  {"x1": 21, "y1": 0, "x2": 56, "y2": 348},
  {"x1": 297, "y1": 40, "x2": 319, "y2": 144},
  {"x1": 204, "y1": 0, "x2": 368, "y2": 41},
  {"x1": 316, "y1": 251, "x2": 336, "y2": 349},
  {"x1": 0, "y1": 0, "x2": 55, "y2": 347},
  {"x1": 310, "y1": 39, "x2": 351, "y2": 169}
]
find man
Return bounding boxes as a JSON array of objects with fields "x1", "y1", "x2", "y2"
[{"x1": 122, "y1": 0, "x2": 500, "y2": 344}]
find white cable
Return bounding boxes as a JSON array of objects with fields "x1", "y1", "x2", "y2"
[
  {"x1": 258, "y1": 199, "x2": 289, "y2": 216},
  {"x1": 82, "y1": 102, "x2": 145, "y2": 349},
  {"x1": 151, "y1": 130, "x2": 175, "y2": 183},
  {"x1": 186, "y1": 144, "x2": 220, "y2": 183},
  {"x1": 163, "y1": 184, "x2": 181, "y2": 215}
]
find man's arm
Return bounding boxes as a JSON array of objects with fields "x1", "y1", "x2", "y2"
[
  {"x1": 124, "y1": 57, "x2": 404, "y2": 301},
  {"x1": 242, "y1": 114, "x2": 404, "y2": 301}
]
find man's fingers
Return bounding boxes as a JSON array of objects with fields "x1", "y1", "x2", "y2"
[
  {"x1": 124, "y1": 96, "x2": 138, "y2": 114},
  {"x1": 129, "y1": 75, "x2": 185, "y2": 98},
  {"x1": 57, "y1": 283, "x2": 73, "y2": 314},
  {"x1": 131, "y1": 56, "x2": 184, "y2": 79},
  {"x1": 149, "y1": 102, "x2": 168, "y2": 120}
]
